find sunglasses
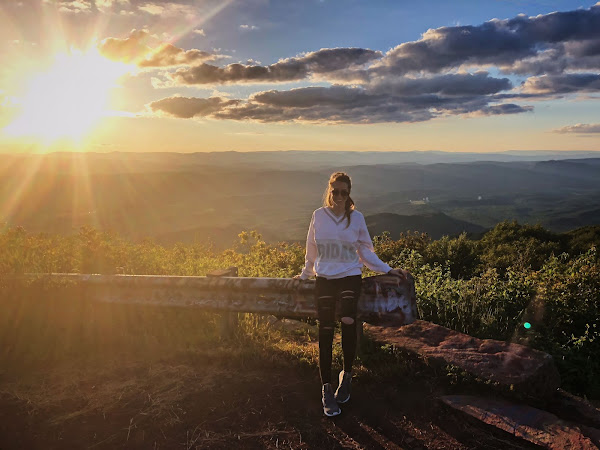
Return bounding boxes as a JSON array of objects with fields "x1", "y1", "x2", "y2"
[{"x1": 331, "y1": 189, "x2": 349, "y2": 197}]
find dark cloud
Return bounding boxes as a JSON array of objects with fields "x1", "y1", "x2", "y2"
[
  {"x1": 98, "y1": 29, "x2": 218, "y2": 67},
  {"x1": 251, "y1": 86, "x2": 385, "y2": 108},
  {"x1": 501, "y1": 41, "x2": 600, "y2": 75},
  {"x1": 293, "y1": 47, "x2": 382, "y2": 73},
  {"x1": 148, "y1": 96, "x2": 240, "y2": 118},
  {"x1": 475, "y1": 104, "x2": 534, "y2": 116},
  {"x1": 214, "y1": 101, "x2": 433, "y2": 124},
  {"x1": 522, "y1": 73, "x2": 600, "y2": 94},
  {"x1": 221, "y1": 91, "x2": 528, "y2": 123},
  {"x1": 553, "y1": 123, "x2": 600, "y2": 134},
  {"x1": 378, "y1": 23, "x2": 534, "y2": 75},
  {"x1": 171, "y1": 63, "x2": 296, "y2": 84},
  {"x1": 145, "y1": 4, "x2": 600, "y2": 124},
  {"x1": 152, "y1": 3, "x2": 600, "y2": 108},
  {"x1": 501, "y1": 48, "x2": 568, "y2": 75},
  {"x1": 149, "y1": 78, "x2": 530, "y2": 124},
  {"x1": 376, "y1": 4, "x2": 600, "y2": 75},
  {"x1": 170, "y1": 48, "x2": 382, "y2": 85},
  {"x1": 506, "y1": 7, "x2": 600, "y2": 43},
  {"x1": 566, "y1": 39, "x2": 600, "y2": 57},
  {"x1": 368, "y1": 72, "x2": 511, "y2": 96}
]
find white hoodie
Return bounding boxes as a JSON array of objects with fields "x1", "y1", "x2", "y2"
[{"x1": 299, "y1": 207, "x2": 392, "y2": 280}]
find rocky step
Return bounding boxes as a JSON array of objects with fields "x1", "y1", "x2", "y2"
[
  {"x1": 365, "y1": 320, "x2": 560, "y2": 398},
  {"x1": 440, "y1": 394, "x2": 600, "y2": 449},
  {"x1": 543, "y1": 389, "x2": 600, "y2": 430}
]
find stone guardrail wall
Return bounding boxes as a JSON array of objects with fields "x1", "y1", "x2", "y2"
[{"x1": 2, "y1": 271, "x2": 417, "y2": 325}]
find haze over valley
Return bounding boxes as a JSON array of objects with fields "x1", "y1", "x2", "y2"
[{"x1": 3, "y1": 151, "x2": 599, "y2": 248}]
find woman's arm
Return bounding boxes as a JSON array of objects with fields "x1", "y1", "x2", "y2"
[
  {"x1": 356, "y1": 213, "x2": 393, "y2": 274},
  {"x1": 298, "y1": 212, "x2": 317, "y2": 279}
]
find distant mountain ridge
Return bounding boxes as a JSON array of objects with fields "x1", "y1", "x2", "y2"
[
  {"x1": 1, "y1": 152, "x2": 599, "y2": 247},
  {"x1": 2, "y1": 150, "x2": 600, "y2": 172},
  {"x1": 365, "y1": 212, "x2": 485, "y2": 240}
]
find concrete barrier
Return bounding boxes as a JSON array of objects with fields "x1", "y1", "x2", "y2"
[{"x1": 2, "y1": 272, "x2": 417, "y2": 325}]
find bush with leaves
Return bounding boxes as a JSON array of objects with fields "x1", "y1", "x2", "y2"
[
  {"x1": 1, "y1": 224, "x2": 599, "y2": 398},
  {"x1": 425, "y1": 232, "x2": 480, "y2": 279},
  {"x1": 479, "y1": 221, "x2": 566, "y2": 273},
  {"x1": 527, "y1": 248, "x2": 600, "y2": 397}
]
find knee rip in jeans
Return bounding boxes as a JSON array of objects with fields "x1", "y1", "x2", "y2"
[
  {"x1": 340, "y1": 291, "x2": 356, "y2": 324},
  {"x1": 318, "y1": 295, "x2": 334, "y2": 305}
]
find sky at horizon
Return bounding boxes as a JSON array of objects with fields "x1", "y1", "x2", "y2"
[{"x1": 0, "y1": 0, "x2": 599, "y2": 153}]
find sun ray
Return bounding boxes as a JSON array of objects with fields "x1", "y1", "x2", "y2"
[
  {"x1": 70, "y1": 152, "x2": 101, "y2": 232},
  {"x1": 151, "y1": 0, "x2": 234, "y2": 59},
  {"x1": 0, "y1": 152, "x2": 46, "y2": 227}
]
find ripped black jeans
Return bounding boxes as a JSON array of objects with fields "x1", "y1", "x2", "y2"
[{"x1": 315, "y1": 275, "x2": 362, "y2": 385}]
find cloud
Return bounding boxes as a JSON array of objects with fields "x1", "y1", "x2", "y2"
[
  {"x1": 95, "y1": 0, "x2": 129, "y2": 11},
  {"x1": 170, "y1": 47, "x2": 382, "y2": 85},
  {"x1": 157, "y1": 4, "x2": 599, "y2": 97},
  {"x1": 501, "y1": 42, "x2": 600, "y2": 75},
  {"x1": 98, "y1": 29, "x2": 150, "y2": 64},
  {"x1": 240, "y1": 24, "x2": 259, "y2": 31},
  {"x1": 148, "y1": 96, "x2": 240, "y2": 118},
  {"x1": 553, "y1": 123, "x2": 600, "y2": 134},
  {"x1": 42, "y1": 0, "x2": 92, "y2": 13},
  {"x1": 193, "y1": 29, "x2": 206, "y2": 36},
  {"x1": 368, "y1": 72, "x2": 512, "y2": 96},
  {"x1": 474, "y1": 103, "x2": 534, "y2": 116},
  {"x1": 375, "y1": 4, "x2": 600, "y2": 76},
  {"x1": 149, "y1": 76, "x2": 527, "y2": 124},
  {"x1": 145, "y1": 4, "x2": 600, "y2": 125},
  {"x1": 99, "y1": 29, "x2": 219, "y2": 67},
  {"x1": 139, "y1": 44, "x2": 217, "y2": 68},
  {"x1": 137, "y1": 2, "x2": 197, "y2": 18},
  {"x1": 251, "y1": 86, "x2": 384, "y2": 109},
  {"x1": 211, "y1": 88, "x2": 514, "y2": 123},
  {"x1": 522, "y1": 73, "x2": 600, "y2": 94}
]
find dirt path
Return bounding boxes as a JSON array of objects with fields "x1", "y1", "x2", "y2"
[{"x1": 0, "y1": 351, "x2": 538, "y2": 450}]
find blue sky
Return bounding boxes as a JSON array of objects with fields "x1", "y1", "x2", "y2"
[
  {"x1": 0, "y1": 0, "x2": 599, "y2": 153},
  {"x1": 205, "y1": 0, "x2": 587, "y2": 63}
]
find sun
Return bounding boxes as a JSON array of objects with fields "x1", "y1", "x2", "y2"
[{"x1": 4, "y1": 47, "x2": 134, "y2": 144}]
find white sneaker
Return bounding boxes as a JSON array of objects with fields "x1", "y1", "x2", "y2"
[
  {"x1": 334, "y1": 371, "x2": 352, "y2": 404},
  {"x1": 322, "y1": 383, "x2": 341, "y2": 416}
]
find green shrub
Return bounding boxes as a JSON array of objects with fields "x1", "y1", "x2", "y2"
[{"x1": 0, "y1": 224, "x2": 598, "y2": 398}]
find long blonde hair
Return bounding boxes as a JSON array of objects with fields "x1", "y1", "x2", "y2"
[{"x1": 322, "y1": 172, "x2": 355, "y2": 228}]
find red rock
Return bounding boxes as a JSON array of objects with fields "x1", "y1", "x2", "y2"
[
  {"x1": 366, "y1": 320, "x2": 560, "y2": 397},
  {"x1": 441, "y1": 394, "x2": 599, "y2": 449},
  {"x1": 546, "y1": 389, "x2": 600, "y2": 432}
]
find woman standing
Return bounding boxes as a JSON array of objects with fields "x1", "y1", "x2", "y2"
[{"x1": 294, "y1": 172, "x2": 406, "y2": 417}]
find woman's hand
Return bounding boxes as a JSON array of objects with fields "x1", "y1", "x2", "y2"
[
  {"x1": 387, "y1": 268, "x2": 407, "y2": 282},
  {"x1": 291, "y1": 274, "x2": 305, "y2": 287}
]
